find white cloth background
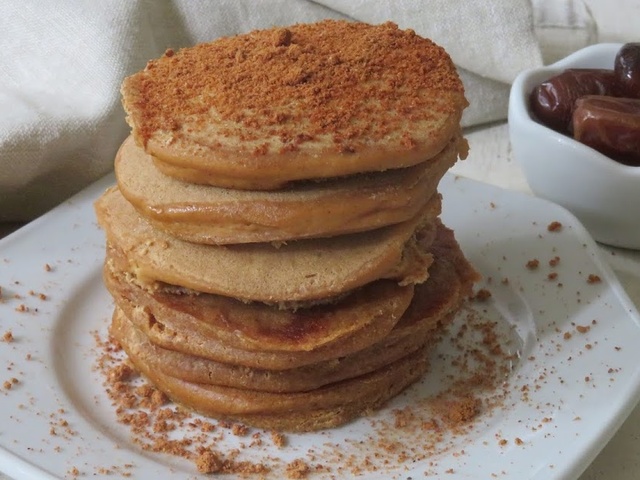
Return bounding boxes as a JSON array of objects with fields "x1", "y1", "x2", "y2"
[{"x1": 0, "y1": 0, "x2": 612, "y2": 222}]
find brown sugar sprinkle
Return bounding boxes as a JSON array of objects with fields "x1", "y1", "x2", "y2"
[
  {"x1": 587, "y1": 274, "x2": 601, "y2": 284},
  {"x1": 137, "y1": 385, "x2": 168, "y2": 410},
  {"x1": 108, "y1": 363, "x2": 136, "y2": 382},
  {"x1": 547, "y1": 272, "x2": 558, "y2": 281},
  {"x1": 195, "y1": 450, "x2": 223, "y2": 474},
  {"x1": 515, "y1": 437, "x2": 524, "y2": 446},
  {"x1": 149, "y1": 389, "x2": 168, "y2": 409},
  {"x1": 44, "y1": 263, "x2": 52, "y2": 272},
  {"x1": 274, "y1": 28, "x2": 293, "y2": 47},
  {"x1": 28, "y1": 290, "x2": 47, "y2": 300},
  {"x1": 286, "y1": 459, "x2": 311, "y2": 479},
  {"x1": 124, "y1": 20, "x2": 465, "y2": 154},
  {"x1": 2, "y1": 331, "x2": 13, "y2": 343},
  {"x1": 232, "y1": 423, "x2": 249, "y2": 436},
  {"x1": 576, "y1": 325, "x2": 591, "y2": 334},
  {"x1": 473, "y1": 288, "x2": 492, "y2": 301},
  {"x1": 547, "y1": 221, "x2": 563, "y2": 232},
  {"x1": 549, "y1": 256, "x2": 560, "y2": 267},
  {"x1": 526, "y1": 259, "x2": 540, "y2": 270},
  {"x1": 271, "y1": 431, "x2": 287, "y2": 448},
  {"x1": 440, "y1": 395, "x2": 481, "y2": 425}
]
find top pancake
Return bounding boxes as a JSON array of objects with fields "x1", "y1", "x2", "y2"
[{"x1": 121, "y1": 20, "x2": 467, "y2": 189}]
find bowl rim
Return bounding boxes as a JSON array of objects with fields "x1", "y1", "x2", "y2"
[{"x1": 509, "y1": 42, "x2": 640, "y2": 177}]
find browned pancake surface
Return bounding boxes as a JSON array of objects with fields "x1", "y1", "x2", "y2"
[
  {"x1": 104, "y1": 263, "x2": 413, "y2": 353},
  {"x1": 110, "y1": 308, "x2": 449, "y2": 394}
]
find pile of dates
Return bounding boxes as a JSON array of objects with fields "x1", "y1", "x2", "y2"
[{"x1": 529, "y1": 43, "x2": 640, "y2": 166}]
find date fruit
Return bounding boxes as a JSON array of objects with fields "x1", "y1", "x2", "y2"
[
  {"x1": 572, "y1": 95, "x2": 640, "y2": 166},
  {"x1": 530, "y1": 69, "x2": 620, "y2": 134},
  {"x1": 615, "y1": 43, "x2": 640, "y2": 98}
]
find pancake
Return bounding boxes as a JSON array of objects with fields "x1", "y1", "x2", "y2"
[
  {"x1": 114, "y1": 287, "x2": 409, "y2": 370},
  {"x1": 112, "y1": 310, "x2": 431, "y2": 432},
  {"x1": 110, "y1": 308, "x2": 451, "y2": 393},
  {"x1": 104, "y1": 262, "x2": 414, "y2": 353},
  {"x1": 115, "y1": 134, "x2": 464, "y2": 244},
  {"x1": 94, "y1": 187, "x2": 440, "y2": 303},
  {"x1": 121, "y1": 20, "x2": 467, "y2": 190}
]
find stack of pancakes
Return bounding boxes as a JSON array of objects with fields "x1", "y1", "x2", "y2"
[{"x1": 95, "y1": 20, "x2": 479, "y2": 432}]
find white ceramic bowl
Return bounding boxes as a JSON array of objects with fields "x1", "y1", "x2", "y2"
[{"x1": 509, "y1": 43, "x2": 640, "y2": 250}]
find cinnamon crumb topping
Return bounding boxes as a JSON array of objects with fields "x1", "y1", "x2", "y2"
[
  {"x1": 108, "y1": 363, "x2": 136, "y2": 382},
  {"x1": 576, "y1": 325, "x2": 591, "y2": 334},
  {"x1": 547, "y1": 221, "x2": 562, "y2": 232},
  {"x1": 232, "y1": 423, "x2": 249, "y2": 436},
  {"x1": 195, "y1": 449, "x2": 223, "y2": 473},
  {"x1": 271, "y1": 431, "x2": 287, "y2": 447},
  {"x1": 273, "y1": 28, "x2": 293, "y2": 47},
  {"x1": 526, "y1": 259, "x2": 539, "y2": 270},
  {"x1": 440, "y1": 395, "x2": 481, "y2": 425},
  {"x1": 123, "y1": 20, "x2": 465, "y2": 155},
  {"x1": 286, "y1": 459, "x2": 311, "y2": 479},
  {"x1": 473, "y1": 288, "x2": 492, "y2": 301}
]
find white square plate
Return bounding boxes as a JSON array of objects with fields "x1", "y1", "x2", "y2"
[{"x1": 1, "y1": 173, "x2": 639, "y2": 479}]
